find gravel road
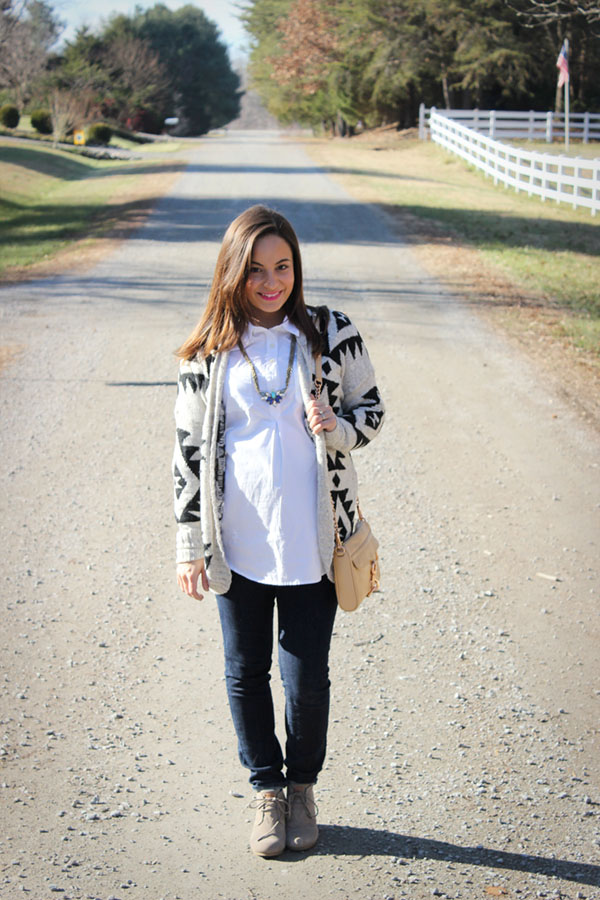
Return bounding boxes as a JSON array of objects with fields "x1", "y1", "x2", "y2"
[{"x1": 1, "y1": 130, "x2": 599, "y2": 900}]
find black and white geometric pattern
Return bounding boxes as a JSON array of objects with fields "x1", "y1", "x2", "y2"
[{"x1": 173, "y1": 308, "x2": 385, "y2": 588}]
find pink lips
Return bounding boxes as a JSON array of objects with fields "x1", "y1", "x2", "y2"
[{"x1": 259, "y1": 291, "x2": 282, "y2": 301}]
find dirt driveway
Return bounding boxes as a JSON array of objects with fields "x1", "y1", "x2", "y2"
[{"x1": 1, "y1": 130, "x2": 598, "y2": 900}]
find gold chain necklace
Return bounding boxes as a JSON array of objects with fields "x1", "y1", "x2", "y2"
[{"x1": 237, "y1": 334, "x2": 297, "y2": 406}]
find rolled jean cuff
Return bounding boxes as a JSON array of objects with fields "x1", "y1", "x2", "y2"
[{"x1": 253, "y1": 783, "x2": 286, "y2": 793}]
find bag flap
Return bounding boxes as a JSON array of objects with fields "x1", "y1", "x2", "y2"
[{"x1": 345, "y1": 520, "x2": 379, "y2": 568}]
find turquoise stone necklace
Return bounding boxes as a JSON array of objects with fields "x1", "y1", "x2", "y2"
[{"x1": 237, "y1": 334, "x2": 297, "y2": 406}]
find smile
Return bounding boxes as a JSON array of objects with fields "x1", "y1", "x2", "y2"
[{"x1": 259, "y1": 291, "x2": 283, "y2": 300}]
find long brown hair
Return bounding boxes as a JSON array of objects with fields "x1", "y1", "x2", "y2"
[{"x1": 176, "y1": 205, "x2": 327, "y2": 360}]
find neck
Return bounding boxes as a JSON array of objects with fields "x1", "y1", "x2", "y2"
[{"x1": 249, "y1": 311, "x2": 286, "y2": 329}]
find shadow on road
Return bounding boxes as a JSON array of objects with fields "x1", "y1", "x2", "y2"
[
  {"x1": 106, "y1": 380, "x2": 177, "y2": 387},
  {"x1": 299, "y1": 826, "x2": 600, "y2": 886},
  {"x1": 378, "y1": 202, "x2": 600, "y2": 257},
  {"x1": 181, "y1": 162, "x2": 437, "y2": 183},
  {"x1": 124, "y1": 195, "x2": 600, "y2": 256},
  {"x1": 3, "y1": 192, "x2": 598, "y2": 263}
]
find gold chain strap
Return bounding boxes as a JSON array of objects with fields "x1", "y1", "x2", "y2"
[{"x1": 314, "y1": 352, "x2": 323, "y2": 401}]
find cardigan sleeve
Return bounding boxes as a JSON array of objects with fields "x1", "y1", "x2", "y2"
[
  {"x1": 322, "y1": 311, "x2": 385, "y2": 453},
  {"x1": 173, "y1": 359, "x2": 206, "y2": 562}
]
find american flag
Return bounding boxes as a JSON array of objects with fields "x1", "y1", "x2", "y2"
[{"x1": 556, "y1": 40, "x2": 569, "y2": 88}]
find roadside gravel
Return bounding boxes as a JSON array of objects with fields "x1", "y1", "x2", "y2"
[{"x1": 1, "y1": 130, "x2": 598, "y2": 900}]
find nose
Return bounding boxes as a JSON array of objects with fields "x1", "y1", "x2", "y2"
[{"x1": 263, "y1": 269, "x2": 278, "y2": 288}]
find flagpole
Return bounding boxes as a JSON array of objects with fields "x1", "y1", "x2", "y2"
[{"x1": 564, "y1": 38, "x2": 570, "y2": 151}]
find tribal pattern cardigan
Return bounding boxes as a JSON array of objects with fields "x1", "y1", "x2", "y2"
[{"x1": 173, "y1": 309, "x2": 385, "y2": 595}]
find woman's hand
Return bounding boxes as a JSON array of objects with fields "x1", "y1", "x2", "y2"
[
  {"x1": 177, "y1": 559, "x2": 209, "y2": 601},
  {"x1": 307, "y1": 397, "x2": 337, "y2": 435}
]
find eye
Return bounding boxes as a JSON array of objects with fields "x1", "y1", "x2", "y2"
[
  {"x1": 249, "y1": 265, "x2": 262, "y2": 274},
  {"x1": 277, "y1": 263, "x2": 289, "y2": 271}
]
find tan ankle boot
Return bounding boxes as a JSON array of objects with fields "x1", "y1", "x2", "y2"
[
  {"x1": 286, "y1": 783, "x2": 318, "y2": 851},
  {"x1": 249, "y1": 789, "x2": 287, "y2": 857}
]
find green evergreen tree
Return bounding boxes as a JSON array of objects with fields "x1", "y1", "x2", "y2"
[{"x1": 129, "y1": 3, "x2": 241, "y2": 134}]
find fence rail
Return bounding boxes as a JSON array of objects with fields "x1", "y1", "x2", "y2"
[
  {"x1": 418, "y1": 105, "x2": 600, "y2": 143},
  {"x1": 426, "y1": 109, "x2": 600, "y2": 216}
]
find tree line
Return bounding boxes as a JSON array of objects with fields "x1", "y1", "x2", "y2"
[
  {"x1": 0, "y1": 0, "x2": 241, "y2": 139},
  {"x1": 242, "y1": 0, "x2": 600, "y2": 135}
]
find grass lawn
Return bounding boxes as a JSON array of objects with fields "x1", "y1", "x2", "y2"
[
  {"x1": 0, "y1": 138, "x2": 188, "y2": 277},
  {"x1": 507, "y1": 140, "x2": 600, "y2": 159},
  {"x1": 305, "y1": 134, "x2": 600, "y2": 359}
]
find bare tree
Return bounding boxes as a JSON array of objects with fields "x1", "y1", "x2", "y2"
[
  {"x1": 514, "y1": 0, "x2": 600, "y2": 29},
  {"x1": 0, "y1": 0, "x2": 63, "y2": 109},
  {"x1": 49, "y1": 85, "x2": 97, "y2": 144},
  {"x1": 0, "y1": 1, "x2": 25, "y2": 71},
  {"x1": 1, "y1": 19, "x2": 45, "y2": 108},
  {"x1": 0, "y1": 0, "x2": 24, "y2": 43},
  {"x1": 103, "y1": 34, "x2": 169, "y2": 124}
]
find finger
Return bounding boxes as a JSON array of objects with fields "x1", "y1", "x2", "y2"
[
  {"x1": 180, "y1": 571, "x2": 196, "y2": 598},
  {"x1": 187, "y1": 578, "x2": 204, "y2": 601},
  {"x1": 186, "y1": 571, "x2": 198, "y2": 593},
  {"x1": 200, "y1": 567, "x2": 210, "y2": 592}
]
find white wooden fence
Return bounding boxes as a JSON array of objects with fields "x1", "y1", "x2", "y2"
[
  {"x1": 425, "y1": 108, "x2": 600, "y2": 216},
  {"x1": 418, "y1": 105, "x2": 600, "y2": 143}
]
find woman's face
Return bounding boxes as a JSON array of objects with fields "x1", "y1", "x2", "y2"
[{"x1": 245, "y1": 233, "x2": 295, "y2": 328}]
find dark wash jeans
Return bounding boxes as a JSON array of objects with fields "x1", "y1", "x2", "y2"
[{"x1": 216, "y1": 571, "x2": 338, "y2": 792}]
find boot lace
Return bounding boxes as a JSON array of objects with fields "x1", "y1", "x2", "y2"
[{"x1": 249, "y1": 792, "x2": 288, "y2": 823}]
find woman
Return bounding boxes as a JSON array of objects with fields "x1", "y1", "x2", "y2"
[{"x1": 173, "y1": 205, "x2": 384, "y2": 857}]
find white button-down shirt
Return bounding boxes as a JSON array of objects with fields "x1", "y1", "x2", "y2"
[{"x1": 221, "y1": 319, "x2": 324, "y2": 585}]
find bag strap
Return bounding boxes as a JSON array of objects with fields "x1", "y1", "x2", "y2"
[
  {"x1": 314, "y1": 353, "x2": 323, "y2": 400},
  {"x1": 315, "y1": 352, "x2": 340, "y2": 546}
]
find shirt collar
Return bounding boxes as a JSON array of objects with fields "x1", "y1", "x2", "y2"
[{"x1": 244, "y1": 317, "x2": 300, "y2": 342}]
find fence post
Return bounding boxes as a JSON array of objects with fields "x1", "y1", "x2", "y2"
[
  {"x1": 474, "y1": 108, "x2": 479, "y2": 132},
  {"x1": 528, "y1": 110, "x2": 534, "y2": 140},
  {"x1": 546, "y1": 111, "x2": 553, "y2": 143},
  {"x1": 583, "y1": 111, "x2": 590, "y2": 144},
  {"x1": 419, "y1": 103, "x2": 426, "y2": 140},
  {"x1": 489, "y1": 110, "x2": 496, "y2": 139},
  {"x1": 541, "y1": 156, "x2": 547, "y2": 203}
]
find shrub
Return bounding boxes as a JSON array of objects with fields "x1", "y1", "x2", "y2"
[
  {"x1": 0, "y1": 104, "x2": 20, "y2": 128},
  {"x1": 126, "y1": 108, "x2": 162, "y2": 134},
  {"x1": 86, "y1": 122, "x2": 112, "y2": 145},
  {"x1": 30, "y1": 109, "x2": 53, "y2": 134}
]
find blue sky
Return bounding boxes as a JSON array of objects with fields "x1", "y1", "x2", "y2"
[{"x1": 55, "y1": 0, "x2": 248, "y2": 58}]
